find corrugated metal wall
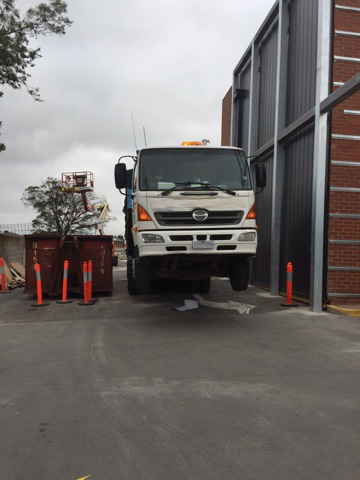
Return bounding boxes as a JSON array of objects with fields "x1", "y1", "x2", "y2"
[
  {"x1": 286, "y1": 0, "x2": 318, "y2": 125},
  {"x1": 280, "y1": 125, "x2": 315, "y2": 298},
  {"x1": 279, "y1": 0, "x2": 318, "y2": 298},
  {"x1": 258, "y1": 21, "x2": 279, "y2": 148},
  {"x1": 233, "y1": 0, "x2": 319, "y2": 299}
]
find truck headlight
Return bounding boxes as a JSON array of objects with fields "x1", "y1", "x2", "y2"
[
  {"x1": 142, "y1": 233, "x2": 165, "y2": 243},
  {"x1": 238, "y1": 232, "x2": 256, "y2": 242}
]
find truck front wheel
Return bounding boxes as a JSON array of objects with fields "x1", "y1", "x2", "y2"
[
  {"x1": 135, "y1": 262, "x2": 152, "y2": 295},
  {"x1": 229, "y1": 260, "x2": 249, "y2": 291}
]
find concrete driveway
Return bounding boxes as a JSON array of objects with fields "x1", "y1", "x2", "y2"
[{"x1": 0, "y1": 262, "x2": 359, "y2": 479}]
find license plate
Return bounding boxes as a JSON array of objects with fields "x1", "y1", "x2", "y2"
[{"x1": 192, "y1": 240, "x2": 214, "y2": 249}]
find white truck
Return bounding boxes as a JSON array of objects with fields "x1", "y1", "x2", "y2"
[{"x1": 114, "y1": 143, "x2": 266, "y2": 295}]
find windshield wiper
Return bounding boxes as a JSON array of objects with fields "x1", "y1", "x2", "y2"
[
  {"x1": 161, "y1": 181, "x2": 192, "y2": 196},
  {"x1": 195, "y1": 182, "x2": 236, "y2": 196},
  {"x1": 161, "y1": 181, "x2": 236, "y2": 196}
]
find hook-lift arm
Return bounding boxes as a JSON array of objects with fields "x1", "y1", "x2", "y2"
[
  {"x1": 96, "y1": 203, "x2": 109, "y2": 235},
  {"x1": 81, "y1": 191, "x2": 92, "y2": 212}
]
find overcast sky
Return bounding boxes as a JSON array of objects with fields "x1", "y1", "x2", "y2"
[{"x1": 1, "y1": 0, "x2": 275, "y2": 235}]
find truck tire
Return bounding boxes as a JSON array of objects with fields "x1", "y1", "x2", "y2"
[
  {"x1": 135, "y1": 262, "x2": 152, "y2": 295},
  {"x1": 230, "y1": 260, "x2": 249, "y2": 291},
  {"x1": 112, "y1": 255, "x2": 119, "y2": 267},
  {"x1": 127, "y1": 258, "x2": 137, "y2": 295}
]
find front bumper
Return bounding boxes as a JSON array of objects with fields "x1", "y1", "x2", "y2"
[{"x1": 136, "y1": 229, "x2": 257, "y2": 257}]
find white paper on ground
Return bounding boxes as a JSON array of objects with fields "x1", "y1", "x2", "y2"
[
  {"x1": 193, "y1": 294, "x2": 256, "y2": 315},
  {"x1": 171, "y1": 299, "x2": 199, "y2": 312}
]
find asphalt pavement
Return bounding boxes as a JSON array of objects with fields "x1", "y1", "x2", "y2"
[{"x1": 0, "y1": 262, "x2": 359, "y2": 480}]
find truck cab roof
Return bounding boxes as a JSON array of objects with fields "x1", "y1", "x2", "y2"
[{"x1": 136, "y1": 145, "x2": 246, "y2": 154}]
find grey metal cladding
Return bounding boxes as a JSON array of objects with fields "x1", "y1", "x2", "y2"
[
  {"x1": 237, "y1": 62, "x2": 251, "y2": 150},
  {"x1": 286, "y1": 0, "x2": 318, "y2": 126},
  {"x1": 231, "y1": 0, "x2": 322, "y2": 300},
  {"x1": 280, "y1": 123, "x2": 315, "y2": 299},
  {"x1": 257, "y1": 20, "x2": 279, "y2": 148},
  {"x1": 252, "y1": 153, "x2": 274, "y2": 288}
]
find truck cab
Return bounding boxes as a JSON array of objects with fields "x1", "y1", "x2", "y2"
[{"x1": 115, "y1": 144, "x2": 266, "y2": 295}]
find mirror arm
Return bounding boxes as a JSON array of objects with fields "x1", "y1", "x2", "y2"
[{"x1": 118, "y1": 155, "x2": 137, "y2": 164}]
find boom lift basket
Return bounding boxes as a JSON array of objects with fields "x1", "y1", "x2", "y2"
[
  {"x1": 61, "y1": 171, "x2": 94, "y2": 192},
  {"x1": 61, "y1": 171, "x2": 94, "y2": 212}
]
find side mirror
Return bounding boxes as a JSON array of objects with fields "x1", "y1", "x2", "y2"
[
  {"x1": 114, "y1": 163, "x2": 127, "y2": 189},
  {"x1": 254, "y1": 161, "x2": 266, "y2": 189}
]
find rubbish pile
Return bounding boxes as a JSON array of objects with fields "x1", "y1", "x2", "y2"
[
  {"x1": 0, "y1": 258, "x2": 25, "y2": 291},
  {"x1": 116, "y1": 247, "x2": 127, "y2": 260}
]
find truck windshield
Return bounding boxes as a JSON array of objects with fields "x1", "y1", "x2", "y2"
[{"x1": 139, "y1": 148, "x2": 251, "y2": 191}]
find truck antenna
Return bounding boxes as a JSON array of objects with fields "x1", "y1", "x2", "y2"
[
  {"x1": 131, "y1": 111, "x2": 138, "y2": 151},
  {"x1": 143, "y1": 126, "x2": 147, "y2": 147}
]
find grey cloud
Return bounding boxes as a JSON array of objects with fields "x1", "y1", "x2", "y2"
[{"x1": 1, "y1": 0, "x2": 275, "y2": 234}]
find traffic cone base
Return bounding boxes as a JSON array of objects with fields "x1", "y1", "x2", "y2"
[
  {"x1": 31, "y1": 302, "x2": 50, "y2": 307},
  {"x1": 78, "y1": 299, "x2": 95, "y2": 306},
  {"x1": 56, "y1": 299, "x2": 73, "y2": 304}
]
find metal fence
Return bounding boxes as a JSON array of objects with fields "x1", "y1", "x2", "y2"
[
  {"x1": 0, "y1": 225, "x2": 31, "y2": 265},
  {"x1": 0, "y1": 224, "x2": 32, "y2": 235}
]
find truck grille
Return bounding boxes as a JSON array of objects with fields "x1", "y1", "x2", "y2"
[{"x1": 154, "y1": 210, "x2": 243, "y2": 226}]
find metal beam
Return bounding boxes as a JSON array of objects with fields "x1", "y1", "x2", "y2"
[
  {"x1": 332, "y1": 134, "x2": 360, "y2": 140},
  {"x1": 230, "y1": 73, "x2": 239, "y2": 147},
  {"x1": 272, "y1": 71, "x2": 360, "y2": 145},
  {"x1": 343, "y1": 109, "x2": 360, "y2": 115},
  {"x1": 329, "y1": 239, "x2": 360, "y2": 244},
  {"x1": 334, "y1": 55, "x2": 360, "y2": 63},
  {"x1": 310, "y1": 0, "x2": 332, "y2": 312},
  {"x1": 330, "y1": 186, "x2": 360, "y2": 192},
  {"x1": 253, "y1": 1, "x2": 279, "y2": 45},
  {"x1": 331, "y1": 160, "x2": 360, "y2": 166},
  {"x1": 335, "y1": 4, "x2": 360, "y2": 12},
  {"x1": 328, "y1": 266, "x2": 360, "y2": 271},
  {"x1": 335, "y1": 30, "x2": 360, "y2": 37},
  {"x1": 277, "y1": 107, "x2": 315, "y2": 143},
  {"x1": 270, "y1": 0, "x2": 289, "y2": 295},
  {"x1": 247, "y1": 42, "x2": 260, "y2": 155},
  {"x1": 253, "y1": 139, "x2": 274, "y2": 158},
  {"x1": 329, "y1": 213, "x2": 360, "y2": 218},
  {"x1": 233, "y1": 1, "x2": 279, "y2": 76},
  {"x1": 233, "y1": 46, "x2": 252, "y2": 78},
  {"x1": 328, "y1": 293, "x2": 360, "y2": 297},
  {"x1": 320, "y1": 72, "x2": 360, "y2": 114}
]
